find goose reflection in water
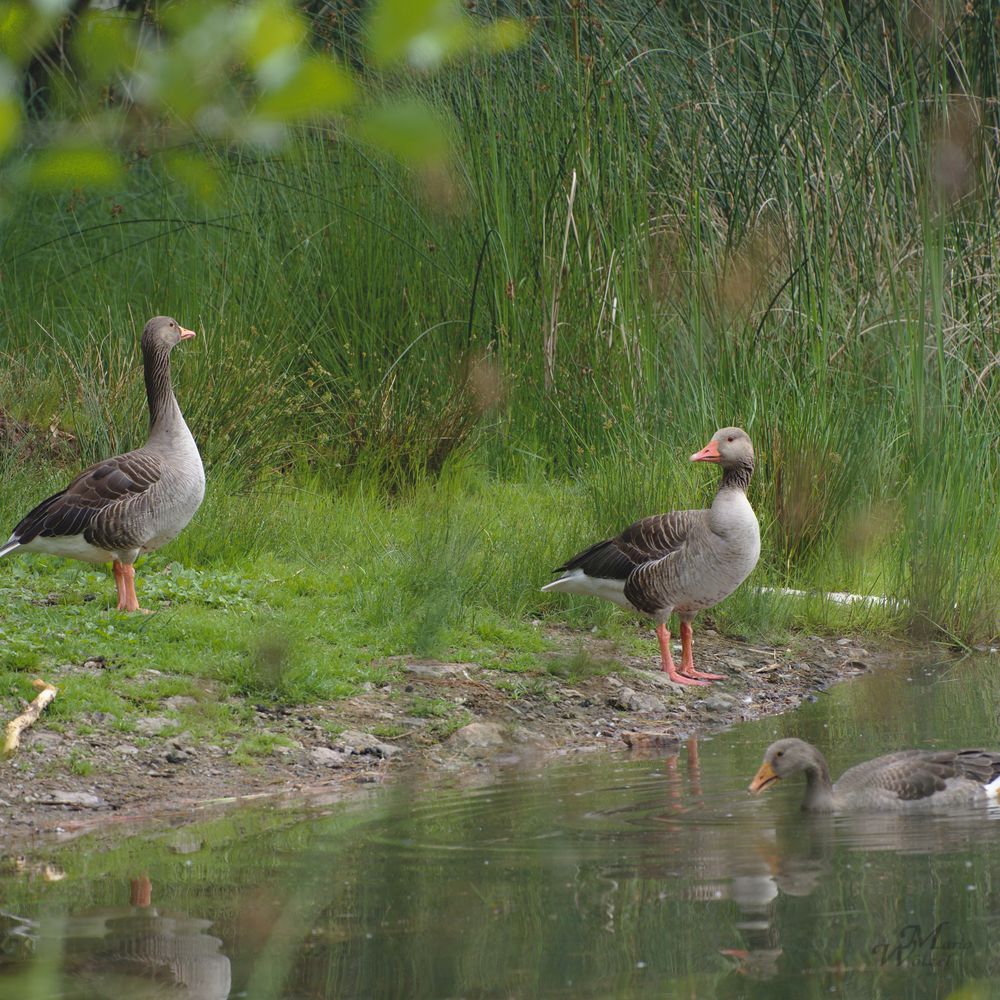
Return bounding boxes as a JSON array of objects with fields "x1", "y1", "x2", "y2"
[{"x1": 0, "y1": 875, "x2": 231, "y2": 999}]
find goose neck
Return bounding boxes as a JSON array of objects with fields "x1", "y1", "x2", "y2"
[
  {"x1": 720, "y1": 462, "x2": 753, "y2": 493},
  {"x1": 801, "y1": 752, "x2": 836, "y2": 811},
  {"x1": 143, "y1": 342, "x2": 181, "y2": 436}
]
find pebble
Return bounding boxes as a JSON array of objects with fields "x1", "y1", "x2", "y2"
[
  {"x1": 333, "y1": 730, "x2": 401, "y2": 759},
  {"x1": 41, "y1": 791, "x2": 103, "y2": 809},
  {"x1": 404, "y1": 662, "x2": 474, "y2": 679},
  {"x1": 447, "y1": 722, "x2": 507, "y2": 756},
  {"x1": 311, "y1": 747, "x2": 349, "y2": 767},
  {"x1": 163, "y1": 696, "x2": 198, "y2": 711},
  {"x1": 607, "y1": 687, "x2": 665, "y2": 714},
  {"x1": 702, "y1": 693, "x2": 738, "y2": 713},
  {"x1": 135, "y1": 716, "x2": 174, "y2": 736}
]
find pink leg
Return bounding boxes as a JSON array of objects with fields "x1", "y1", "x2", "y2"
[
  {"x1": 112, "y1": 560, "x2": 128, "y2": 611},
  {"x1": 117, "y1": 563, "x2": 150, "y2": 614},
  {"x1": 680, "y1": 621, "x2": 724, "y2": 681},
  {"x1": 656, "y1": 623, "x2": 708, "y2": 686}
]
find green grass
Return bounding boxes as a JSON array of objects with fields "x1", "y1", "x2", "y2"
[
  {"x1": 1, "y1": 0, "x2": 999, "y2": 659},
  {"x1": 0, "y1": 461, "x2": 898, "y2": 742},
  {"x1": 231, "y1": 732, "x2": 300, "y2": 768}
]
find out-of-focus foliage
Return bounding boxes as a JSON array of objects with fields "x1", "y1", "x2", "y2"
[{"x1": 0, "y1": 0, "x2": 524, "y2": 197}]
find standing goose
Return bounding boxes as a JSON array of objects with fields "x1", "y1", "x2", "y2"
[
  {"x1": 0, "y1": 316, "x2": 205, "y2": 612},
  {"x1": 750, "y1": 738, "x2": 1000, "y2": 812},
  {"x1": 542, "y1": 427, "x2": 760, "y2": 686}
]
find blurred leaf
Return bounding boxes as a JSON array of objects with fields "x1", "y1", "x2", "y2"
[
  {"x1": 355, "y1": 99, "x2": 450, "y2": 165},
  {"x1": 366, "y1": 0, "x2": 471, "y2": 70},
  {"x1": 73, "y1": 11, "x2": 137, "y2": 82},
  {"x1": 481, "y1": 18, "x2": 528, "y2": 53},
  {"x1": 164, "y1": 150, "x2": 219, "y2": 202},
  {"x1": 26, "y1": 145, "x2": 122, "y2": 191},
  {"x1": 158, "y1": 0, "x2": 227, "y2": 36},
  {"x1": 257, "y1": 55, "x2": 354, "y2": 120},
  {"x1": 30, "y1": 0, "x2": 72, "y2": 14},
  {"x1": 241, "y1": 0, "x2": 307, "y2": 70},
  {"x1": 0, "y1": 2, "x2": 37, "y2": 64},
  {"x1": 0, "y1": 93, "x2": 19, "y2": 150}
]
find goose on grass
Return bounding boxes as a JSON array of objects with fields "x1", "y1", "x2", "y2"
[
  {"x1": 0, "y1": 316, "x2": 205, "y2": 612},
  {"x1": 542, "y1": 427, "x2": 760, "y2": 686}
]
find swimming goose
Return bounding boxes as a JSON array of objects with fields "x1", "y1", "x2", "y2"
[
  {"x1": 0, "y1": 316, "x2": 205, "y2": 612},
  {"x1": 750, "y1": 738, "x2": 1000, "y2": 812},
  {"x1": 542, "y1": 427, "x2": 760, "y2": 686}
]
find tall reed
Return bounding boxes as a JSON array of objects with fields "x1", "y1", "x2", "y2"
[{"x1": 1, "y1": 0, "x2": 998, "y2": 640}]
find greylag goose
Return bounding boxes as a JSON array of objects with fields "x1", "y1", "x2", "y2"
[
  {"x1": 0, "y1": 317, "x2": 205, "y2": 612},
  {"x1": 542, "y1": 427, "x2": 759, "y2": 686},
  {"x1": 750, "y1": 738, "x2": 1000, "y2": 812}
]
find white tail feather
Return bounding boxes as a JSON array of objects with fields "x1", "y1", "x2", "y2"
[
  {"x1": 0, "y1": 538, "x2": 20, "y2": 559},
  {"x1": 541, "y1": 569, "x2": 634, "y2": 610}
]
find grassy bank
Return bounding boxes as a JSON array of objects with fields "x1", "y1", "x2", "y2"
[
  {"x1": 2, "y1": 0, "x2": 999, "y2": 650},
  {"x1": 0, "y1": 461, "x2": 896, "y2": 735}
]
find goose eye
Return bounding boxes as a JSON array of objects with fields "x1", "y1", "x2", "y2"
[
  {"x1": 727, "y1": 436, "x2": 734, "y2": 442},
  {"x1": 775, "y1": 750, "x2": 784, "y2": 758}
]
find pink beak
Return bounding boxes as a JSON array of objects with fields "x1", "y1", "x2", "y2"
[
  {"x1": 690, "y1": 438, "x2": 722, "y2": 462},
  {"x1": 179, "y1": 326, "x2": 196, "y2": 341}
]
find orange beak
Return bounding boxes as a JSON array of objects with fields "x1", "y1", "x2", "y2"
[
  {"x1": 690, "y1": 438, "x2": 721, "y2": 463},
  {"x1": 179, "y1": 326, "x2": 196, "y2": 341},
  {"x1": 749, "y1": 761, "x2": 779, "y2": 794}
]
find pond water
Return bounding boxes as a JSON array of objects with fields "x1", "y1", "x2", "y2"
[{"x1": 3, "y1": 653, "x2": 1000, "y2": 1000}]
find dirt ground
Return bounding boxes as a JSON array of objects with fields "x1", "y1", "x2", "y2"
[{"x1": 0, "y1": 626, "x2": 906, "y2": 845}]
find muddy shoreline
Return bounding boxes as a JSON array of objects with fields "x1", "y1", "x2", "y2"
[{"x1": 0, "y1": 627, "x2": 909, "y2": 846}]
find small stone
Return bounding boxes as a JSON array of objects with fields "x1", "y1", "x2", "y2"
[
  {"x1": 42, "y1": 791, "x2": 103, "y2": 809},
  {"x1": 27, "y1": 731, "x2": 63, "y2": 749},
  {"x1": 703, "y1": 693, "x2": 738, "y2": 713},
  {"x1": 114, "y1": 744, "x2": 140, "y2": 756},
  {"x1": 447, "y1": 722, "x2": 507, "y2": 755},
  {"x1": 311, "y1": 747, "x2": 348, "y2": 767},
  {"x1": 135, "y1": 716, "x2": 173, "y2": 737},
  {"x1": 404, "y1": 662, "x2": 473, "y2": 679},
  {"x1": 164, "y1": 750, "x2": 187, "y2": 764},
  {"x1": 607, "y1": 687, "x2": 665, "y2": 714},
  {"x1": 333, "y1": 730, "x2": 401, "y2": 759},
  {"x1": 163, "y1": 696, "x2": 198, "y2": 711}
]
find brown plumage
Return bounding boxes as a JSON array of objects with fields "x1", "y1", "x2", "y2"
[
  {"x1": 750, "y1": 738, "x2": 1000, "y2": 812},
  {"x1": 1, "y1": 316, "x2": 205, "y2": 612},
  {"x1": 542, "y1": 427, "x2": 760, "y2": 686}
]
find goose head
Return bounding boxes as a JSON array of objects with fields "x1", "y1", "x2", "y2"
[
  {"x1": 690, "y1": 426, "x2": 754, "y2": 468},
  {"x1": 141, "y1": 316, "x2": 196, "y2": 352},
  {"x1": 749, "y1": 738, "x2": 821, "y2": 793}
]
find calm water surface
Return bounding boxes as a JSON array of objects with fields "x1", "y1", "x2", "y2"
[{"x1": 4, "y1": 653, "x2": 1000, "y2": 999}]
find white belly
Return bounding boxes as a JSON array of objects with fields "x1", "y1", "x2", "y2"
[{"x1": 16, "y1": 533, "x2": 130, "y2": 564}]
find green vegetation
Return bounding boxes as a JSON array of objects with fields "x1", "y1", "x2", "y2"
[{"x1": 2, "y1": 0, "x2": 999, "y2": 738}]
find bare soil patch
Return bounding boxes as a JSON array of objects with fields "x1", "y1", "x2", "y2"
[{"x1": 0, "y1": 626, "x2": 907, "y2": 845}]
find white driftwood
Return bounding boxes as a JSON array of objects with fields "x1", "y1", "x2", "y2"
[{"x1": 3, "y1": 679, "x2": 58, "y2": 758}]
